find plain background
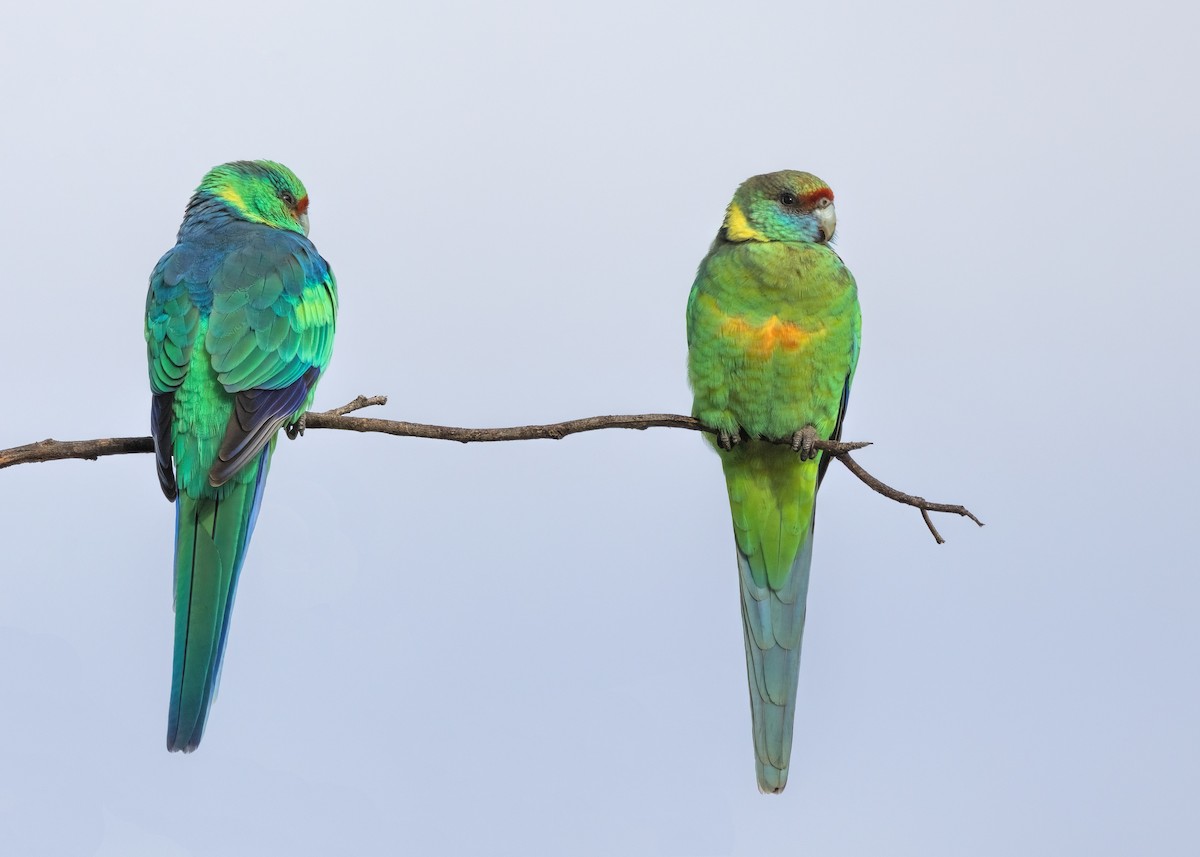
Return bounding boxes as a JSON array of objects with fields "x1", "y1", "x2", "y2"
[{"x1": 2, "y1": 1, "x2": 1198, "y2": 854}]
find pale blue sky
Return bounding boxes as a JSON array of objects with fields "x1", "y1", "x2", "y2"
[{"x1": 2, "y1": 1, "x2": 1198, "y2": 854}]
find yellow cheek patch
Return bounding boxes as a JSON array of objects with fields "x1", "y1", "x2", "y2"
[
  {"x1": 218, "y1": 186, "x2": 246, "y2": 211},
  {"x1": 216, "y1": 185, "x2": 269, "y2": 225},
  {"x1": 721, "y1": 314, "x2": 811, "y2": 358},
  {"x1": 723, "y1": 203, "x2": 768, "y2": 243}
]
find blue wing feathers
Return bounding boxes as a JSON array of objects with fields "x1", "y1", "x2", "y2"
[
  {"x1": 151, "y1": 392, "x2": 177, "y2": 500},
  {"x1": 209, "y1": 367, "x2": 319, "y2": 486}
]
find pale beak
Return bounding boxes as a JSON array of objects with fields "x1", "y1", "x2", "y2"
[
  {"x1": 815, "y1": 204, "x2": 836, "y2": 243},
  {"x1": 299, "y1": 213, "x2": 310, "y2": 236}
]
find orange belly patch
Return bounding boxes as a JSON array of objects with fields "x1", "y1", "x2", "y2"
[{"x1": 721, "y1": 314, "x2": 811, "y2": 358}]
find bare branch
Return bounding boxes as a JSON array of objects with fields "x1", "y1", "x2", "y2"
[
  {"x1": 0, "y1": 436, "x2": 155, "y2": 470},
  {"x1": 0, "y1": 394, "x2": 982, "y2": 542},
  {"x1": 836, "y1": 452, "x2": 985, "y2": 541},
  {"x1": 303, "y1": 408, "x2": 871, "y2": 451}
]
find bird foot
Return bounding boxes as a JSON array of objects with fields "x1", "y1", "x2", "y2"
[
  {"x1": 790, "y1": 425, "x2": 819, "y2": 460},
  {"x1": 718, "y1": 428, "x2": 742, "y2": 451},
  {"x1": 285, "y1": 414, "x2": 307, "y2": 440}
]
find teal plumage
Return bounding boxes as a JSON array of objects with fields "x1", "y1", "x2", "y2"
[{"x1": 145, "y1": 161, "x2": 337, "y2": 751}]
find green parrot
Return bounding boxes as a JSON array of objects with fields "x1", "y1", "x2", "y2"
[
  {"x1": 686, "y1": 171, "x2": 861, "y2": 793},
  {"x1": 144, "y1": 161, "x2": 337, "y2": 751}
]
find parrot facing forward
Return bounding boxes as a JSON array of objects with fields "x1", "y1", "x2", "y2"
[
  {"x1": 686, "y1": 171, "x2": 860, "y2": 793},
  {"x1": 145, "y1": 161, "x2": 337, "y2": 752}
]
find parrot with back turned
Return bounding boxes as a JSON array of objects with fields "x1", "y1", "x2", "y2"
[
  {"x1": 145, "y1": 160, "x2": 337, "y2": 752},
  {"x1": 686, "y1": 171, "x2": 860, "y2": 793}
]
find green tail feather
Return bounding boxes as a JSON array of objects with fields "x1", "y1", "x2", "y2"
[
  {"x1": 722, "y1": 444, "x2": 818, "y2": 793},
  {"x1": 738, "y1": 517, "x2": 814, "y2": 794},
  {"x1": 167, "y1": 450, "x2": 269, "y2": 752}
]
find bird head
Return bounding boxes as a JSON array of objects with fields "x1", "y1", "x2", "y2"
[
  {"x1": 195, "y1": 160, "x2": 311, "y2": 235},
  {"x1": 721, "y1": 171, "x2": 836, "y2": 245}
]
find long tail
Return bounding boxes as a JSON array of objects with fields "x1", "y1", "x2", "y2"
[
  {"x1": 737, "y1": 519, "x2": 814, "y2": 793},
  {"x1": 724, "y1": 444, "x2": 819, "y2": 794},
  {"x1": 167, "y1": 447, "x2": 271, "y2": 752}
]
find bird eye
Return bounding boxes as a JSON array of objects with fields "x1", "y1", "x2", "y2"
[
  {"x1": 280, "y1": 190, "x2": 297, "y2": 207},
  {"x1": 778, "y1": 192, "x2": 797, "y2": 206}
]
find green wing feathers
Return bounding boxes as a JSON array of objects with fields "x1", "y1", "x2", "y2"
[{"x1": 207, "y1": 238, "x2": 337, "y2": 395}]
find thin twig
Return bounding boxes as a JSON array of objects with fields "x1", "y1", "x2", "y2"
[
  {"x1": 921, "y1": 508, "x2": 943, "y2": 545},
  {"x1": 0, "y1": 394, "x2": 983, "y2": 542},
  {"x1": 836, "y1": 452, "x2": 984, "y2": 541},
  {"x1": 317, "y1": 394, "x2": 389, "y2": 418}
]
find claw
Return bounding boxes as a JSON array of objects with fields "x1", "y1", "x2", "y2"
[
  {"x1": 718, "y1": 428, "x2": 741, "y2": 451},
  {"x1": 285, "y1": 414, "x2": 307, "y2": 440},
  {"x1": 791, "y1": 425, "x2": 819, "y2": 460}
]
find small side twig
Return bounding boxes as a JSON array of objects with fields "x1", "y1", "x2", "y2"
[
  {"x1": 317, "y1": 394, "x2": 389, "y2": 418},
  {"x1": 921, "y1": 508, "x2": 943, "y2": 544},
  {"x1": 836, "y1": 452, "x2": 984, "y2": 543}
]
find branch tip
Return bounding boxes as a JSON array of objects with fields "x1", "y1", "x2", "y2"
[{"x1": 920, "y1": 508, "x2": 945, "y2": 545}]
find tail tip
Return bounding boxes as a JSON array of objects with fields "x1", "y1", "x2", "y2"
[
  {"x1": 757, "y1": 763, "x2": 789, "y2": 794},
  {"x1": 166, "y1": 724, "x2": 204, "y2": 754}
]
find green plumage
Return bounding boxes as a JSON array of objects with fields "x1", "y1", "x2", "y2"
[
  {"x1": 687, "y1": 171, "x2": 860, "y2": 792},
  {"x1": 170, "y1": 458, "x2": 267, "y2": 749},
  {"x1": 146, "y1": 161, "x2": 336, "y2": 751}
]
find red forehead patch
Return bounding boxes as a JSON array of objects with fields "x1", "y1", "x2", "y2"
[
  {"x1": 802, "y1": 187, "x2": 833, "y2": 205},
  {"x1": 296, "y1": 195, "x2": 310, "y2": 215}
]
